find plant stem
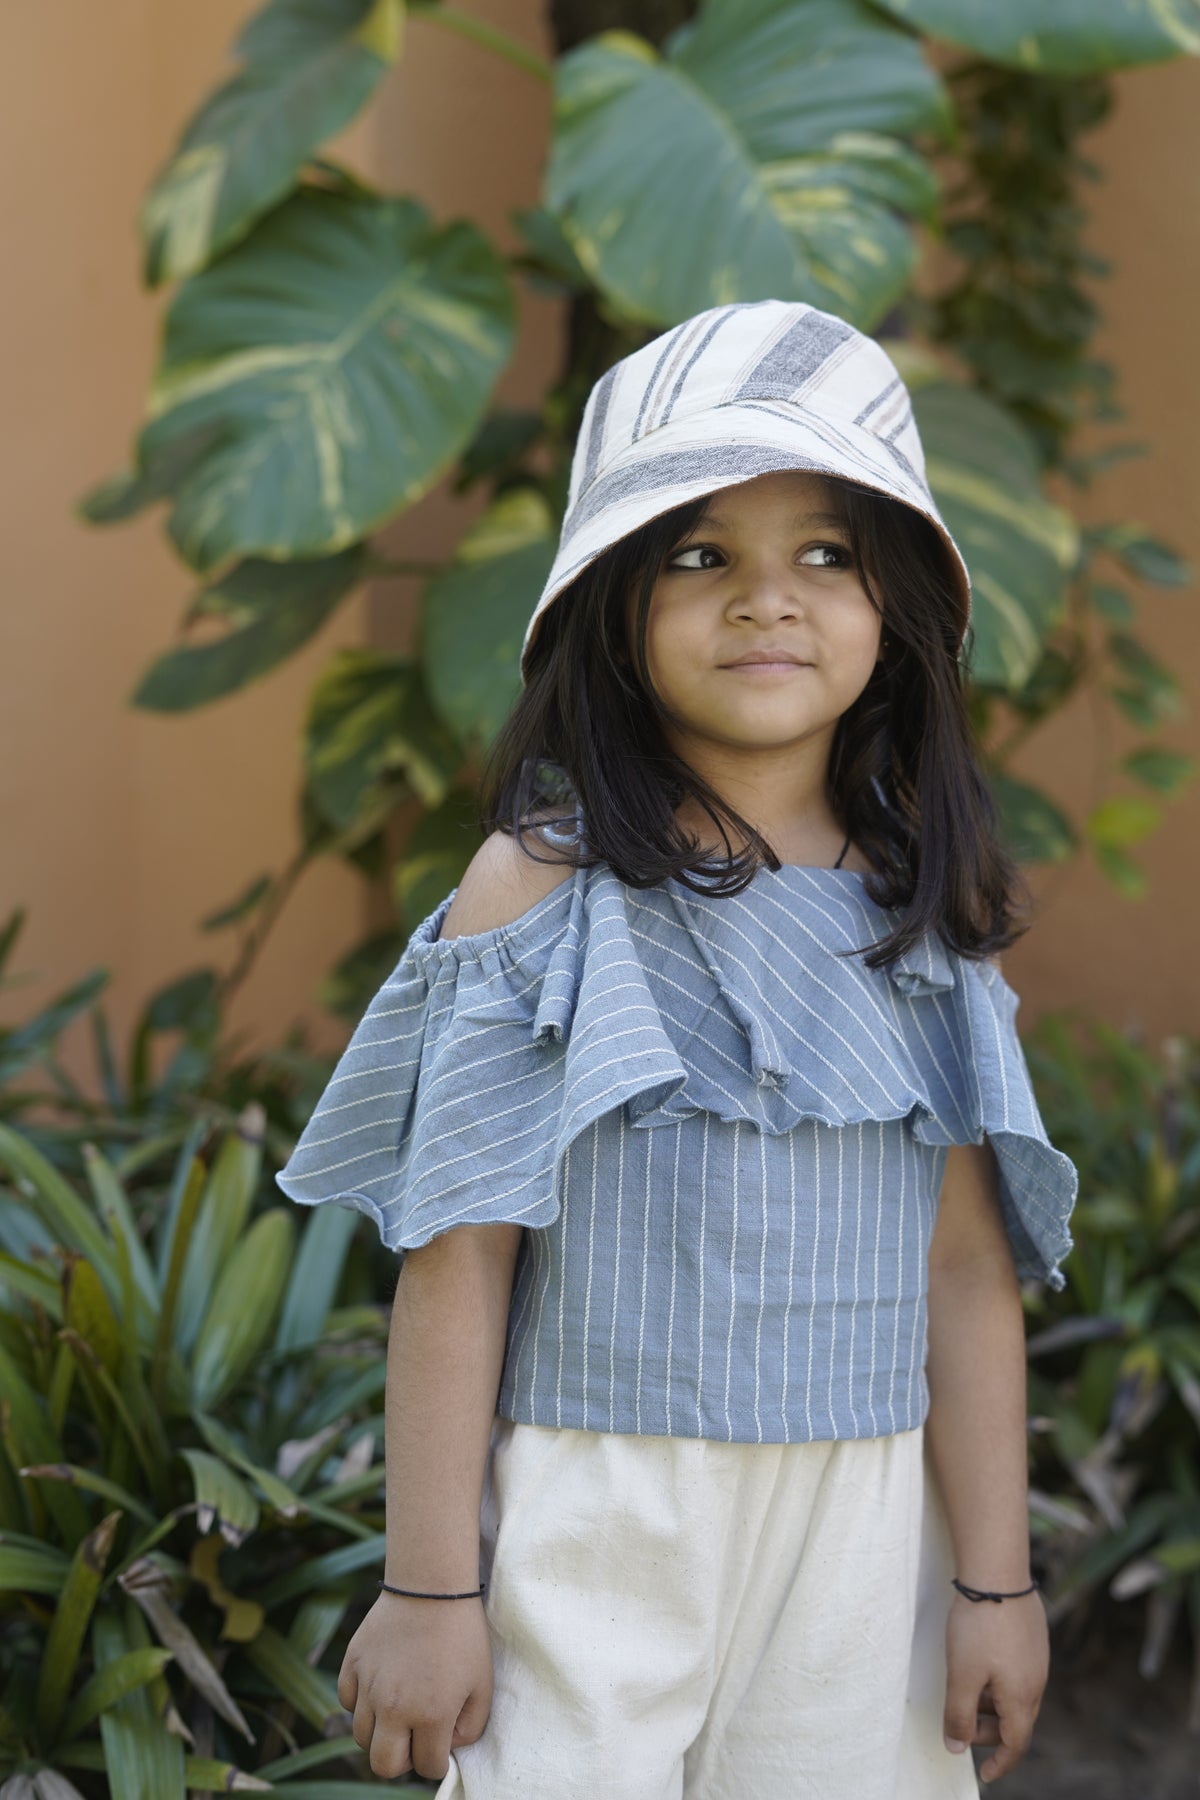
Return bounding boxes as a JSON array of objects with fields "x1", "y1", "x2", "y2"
[
  {"x1": 219, "y1": 846, "x2": 313, "y2": 1006},
  {"x1": 408, "y1": 3, "x2": 552, "y2": 83}
]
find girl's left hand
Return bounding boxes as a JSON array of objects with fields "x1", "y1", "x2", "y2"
[{"x1": 942, "y1": 1589, "x2": 1050, "y2": 1785}]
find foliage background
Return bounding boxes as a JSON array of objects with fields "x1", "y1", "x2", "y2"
[{"x1": 1, "y1": 2, "x2": 1200, "y2": 1794}]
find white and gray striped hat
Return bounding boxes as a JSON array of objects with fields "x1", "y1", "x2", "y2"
[{"x1": 522, "y1": 298, "x2": 971, "y2": 669}]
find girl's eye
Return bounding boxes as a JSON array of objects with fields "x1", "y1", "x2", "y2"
[
  {"x1": 666, "y1": 543, "x2": 723, "y2": 571},
  {"x1": 799, "y1": 543, "x2": 853, "y2": 569}
]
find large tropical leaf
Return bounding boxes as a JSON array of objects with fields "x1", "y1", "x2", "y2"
[
  {"x1": 909, "y1": 382, "x2": 1079, "y2": 689},
  {"x1": 393, "y1": 788, "x2": 481, "y2": 929},
  {"x1": 871, "y1": 0, "x2": 1200, "y2": 75},
  {"x1": 545, "y1": 0, "x2": 948, "y2": 329},
  {"x1": 133, "y1": 548, "x2": 369, "y2": 712},
  {"x1": 305, "y1": 650, "x2": 460, "y2": 833},
  {"x1": 141, "y1": 0, "x2": 405, "y2": 285},
  {"x1": 129, "y1": 189, "x2": 513, "y2": 573},
  {"x1": 422, "y1": 488, "x2": 557, "y2": 746}
]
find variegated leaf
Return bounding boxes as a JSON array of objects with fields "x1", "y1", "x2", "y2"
[
  {"x1": 141, "y1": 0, "x2": 404, "y2": 284},
  {"x1": 871, "y1": 0, "x2": 1200, "y2": 74},
  {"x1": 135, "y1": 189, "x2": 513, "y2": 573},
  {"x1": 545, "y1": 0, "x2": 948, "y2": 329}
]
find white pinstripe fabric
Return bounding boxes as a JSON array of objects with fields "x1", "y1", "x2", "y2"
[{"x1": 276, "y1": 862, "x2": 1078, "y2": 1444}]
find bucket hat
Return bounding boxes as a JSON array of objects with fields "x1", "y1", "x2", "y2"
[{"x1": 521, "y1": 298, "x2": 971, "y2": 670}]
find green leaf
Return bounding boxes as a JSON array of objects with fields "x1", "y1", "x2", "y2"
[
  {"x1": 0, "y1": 1126, "x2": 119, "y2": 1302},
  {"x1": 60, "y1": 1646, "x2": 175, "y2": 1745},
  {"x1": 913, "y1": 384, "x2": 1079, "y2": 690},
  {"x1": 1122, "y1": 746, "x2": 1197, "y2": 797},
  {"x1": 194, "y1": 1412, "x2": 306, "y2": 1518},
  {"x1": 423, "y1": 488, "x2": 557, "y2": 746},
  {"x1": 0, "y1": 1251, "x2": 62, "y2": 1317},
  {"x1": 256, "y1": 1533, "x2": 385, "y2": 1608},
  {"x1": 274, "y1": 1203, "x2": 358, "y2": 1356},
  {"x1": 1093, "y1": 841, "x2": 1148, "y2": 898},
  {"x1": 1106, "y1": 631, "x2": 1183, "y2": 724},
  {"x1": 16, "y1": 1463, "x2": 157, "y2": 1527},
  {"x1": 175, "y1": 1108, "x2": 264, "y2": 1354},
  {"x1": 0, "y1": 970, "x2": 109, "y2": 1085},
  {"x1": 511, "y1": 204, "x2": 592, "y2": 292},
  {"x1": 181, "y1": 1758, "x2": 273, "y2": 1793},
  {"x1": 138, "y1": 188, "x2": 514, "y2": 573},
  {"x1": 0, "y1": 1540, "x2": 71, "y2": 1596},
  {"x1": 191, "y1": 1210, "x2": 295, "y2": 1409},
  {"x1": 35, "y1": 1511, "x2": 121, "y2": 1742},
  {"x1": 1086, "y1": 796, "x2": 1160, "y2": 850},
  {"x1": 316, "y1": 930, "x2": 406, "y2": 1022},
  {"x1": 81, "y1": 1146, "x2": 159, "y2": 1325},
  {"x1": 545, "y1": 0, "x2": 947, "y2": 330},
  {"x1": 200, "y1": 873, "x2": 273, "y2": 932},
  {"x1": 393, "y1": 790, "x2": 481, "y2": 929},
  {"x1": 133, "y1": 548, "x2": 368, "y2": 712},
  {"x1": 869, "y1": 0, "x2": 1200, "y2": 73},
  {"x1": 93, "y1": 1606, "x2": 186, "y2": 1800},
  {"x1": 75, "y1": 422, "x2": 223, "y2": 526},
  {"x1": 989, "y1": 772, "x2": 1076, "y2": 865},
  {"x1": 1096, "y1": 523, "x2": 1193, "y2": 587},
  {"x1": 240, "y1": 1625, "x2": 343, "y2": 1733},
  {"x1": 1088, "y1": 582, "x2": 1134, "y2": 623},
  {"x1": 305, "y1": 650, "x2": 461, "y2": 832},
  {"x1": 142, "y1": 970, "x2": 220, "y2": 1036},
  {"x1": 141, "y1": 0, "x2": 404, "y2": 284},
  {"x1": 178, "y1": 1450, "x2": 260, "y2": 1544}
]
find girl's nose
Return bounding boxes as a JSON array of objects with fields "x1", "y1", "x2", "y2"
[{"x1": 729, "y1": 571, "x2": 803, "y2": 623}]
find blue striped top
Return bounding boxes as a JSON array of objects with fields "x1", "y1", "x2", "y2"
[{"x1": 275, "y1": 859, "x2": 1078, "y2": 1444}]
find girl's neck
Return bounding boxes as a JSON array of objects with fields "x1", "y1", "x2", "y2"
[{"x1": 675, "y1": 796, "x2": 854, "y2": 872}]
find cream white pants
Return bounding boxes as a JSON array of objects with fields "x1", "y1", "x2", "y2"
[{"x1": 435, "y1": 1417, "x2": 980, "y2": 1799}]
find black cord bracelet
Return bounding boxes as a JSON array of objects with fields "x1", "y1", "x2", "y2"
[
  {"x1": 951, "y1": 1577, "x2": 1040, "y2": 1603},
  {"x1": 378, "y1": 1580, "x2": 485, "y2": 1601}
]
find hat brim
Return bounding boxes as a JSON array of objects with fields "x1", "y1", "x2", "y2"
[{"x1": 521, "y1": 400, "x2": 971, "y2": 672}]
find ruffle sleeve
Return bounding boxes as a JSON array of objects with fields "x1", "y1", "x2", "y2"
[
  {"x1": 273, "y1": 865, "x2": 690, "y2": 1253},
  {"x1": 905, "y1": 952, "x2": 1080, "y2": 1293}
]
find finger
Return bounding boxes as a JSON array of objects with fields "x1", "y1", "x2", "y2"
[
  {"x1": 943, "y1": 1681, "x2": 984, "y2": 1756},
  {"x1": 411, "y1": 1722, "x2": 455, "y2": 1783},
  {"x1": 452, "y1": 1682, "x2": 493, "y2": 1748},
  {"x1": 368, "y1": 1723, "x2": 413, "y2": 1781},
  {"x1": 968, "y1": 1682, "x2": 1002, "y2": 1745},
  {"x1": 351, "y1": 1695, "x2": 376, "y2": 1755},
  {"x1": 978, "y1": 1703, "x2": 1037, "y2": 1784},
  {"x1": 337, "y1": 1655, "x2": 359, "y2": 1714}
]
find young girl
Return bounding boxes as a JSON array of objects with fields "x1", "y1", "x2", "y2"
[{"x1": 277, "y1": 299, "x2": 1079, "y2": 1798}]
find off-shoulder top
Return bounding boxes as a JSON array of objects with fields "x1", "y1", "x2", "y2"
[{"x1": 275, "y1": 858, "x2": 1078, "y2": 1444}]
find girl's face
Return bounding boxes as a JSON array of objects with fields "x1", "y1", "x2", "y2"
[{"x1": 632, "y1": 471, "x2": 883, "y2": 771}]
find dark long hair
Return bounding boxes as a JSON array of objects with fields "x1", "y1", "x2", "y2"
[{"x1": 479, "y1": 477, "x2": 1032, "y2": 970}]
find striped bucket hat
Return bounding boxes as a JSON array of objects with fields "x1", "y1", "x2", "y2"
[{"x1": 521, "y1": 299, "x2": 971, "y2": 669}]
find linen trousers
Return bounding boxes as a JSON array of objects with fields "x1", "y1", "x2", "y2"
[{"x1": 434, "y1": 1416, "x2": 980, "y2": 1799}]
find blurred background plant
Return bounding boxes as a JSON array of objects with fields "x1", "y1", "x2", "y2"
[
  {"x1": 1020, "y1": 1014, "x2": 1200, "y2": 1730},
  {"x1": 4, "y1": 0, "x2": 1200, "y2": 1791},
  {"x1": 0, "y1": 994, "x2": 405, "y2": 1796},
  {"x1": 76, "y1": 0, "x2": 1196, "y2": 1025}
]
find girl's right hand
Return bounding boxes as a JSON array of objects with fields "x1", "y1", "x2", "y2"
[{"x1": 338, "y1": 1592, "x2": 494, "y2": 1782}]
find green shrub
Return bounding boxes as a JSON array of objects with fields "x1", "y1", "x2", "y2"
[{"x1": 1023, "y1": 1014, "x2": 1200, "y2": 1718}]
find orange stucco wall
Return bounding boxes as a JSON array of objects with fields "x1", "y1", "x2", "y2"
[{"x1": 0, "y1": 4, "x2": 1195, "y2": 1078}]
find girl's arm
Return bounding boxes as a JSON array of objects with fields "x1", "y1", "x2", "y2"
[
  {"x1": 337, "y1": 832, "x2": 574, "y2": 1783},
  {"x1": 925, "y1": 1140, "x2": 1050, "y2": 1787},
  {"x1": 338, "y1": 1221, "x2": 523, "y2": 1783}
]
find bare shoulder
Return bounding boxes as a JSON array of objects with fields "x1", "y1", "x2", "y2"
[{"x1": 438, "y1": 825, "x2": 577, "y2": 940}]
